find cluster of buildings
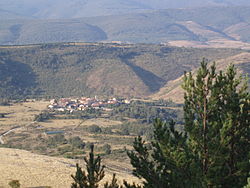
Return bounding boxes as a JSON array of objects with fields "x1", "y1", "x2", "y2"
[{"x1": 48, "y1": 97, "x2": 130, "y2": 112}]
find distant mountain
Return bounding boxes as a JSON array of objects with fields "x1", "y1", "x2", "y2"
[
  {"x1": 1, "y1": 0, "x2": 250, "y2": 19},
  {"x1": 0, "y1": 0, "x2": 150, "y2": 19},
  {"x1": 0, "y1": 19, "x2": 107, "y2": 45},
  {"x1": 1, "y1": 6, "x2": 250, "y2": 45},
  {"x1": 0, "y1": 43, "x2": 243, "y2": 99},
  {"x1": 16, "y1": 20, "x2": 107, "y2": 44}
]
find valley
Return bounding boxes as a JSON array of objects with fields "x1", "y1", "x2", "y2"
[
  {"x1": 0, "y1": 1, "x2": 249, "y2": 187},
  {"x1": 0, "y1": 42, "x2": 249, "y2": 187},
  {"x1": 0, "y1": 97, "x2": 179, "y2": 187}
]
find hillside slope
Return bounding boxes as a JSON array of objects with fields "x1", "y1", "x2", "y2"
[
  {"x1": 0, "y1": 43, "x2": 244, "y2": 99},
  {"x1": 152, "y1": 52, "x2": 250, "y2": 103}
]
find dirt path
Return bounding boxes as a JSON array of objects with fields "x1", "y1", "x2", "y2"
[{"x1": 0, "y1": 126, "x2": 21, "y2": 144}]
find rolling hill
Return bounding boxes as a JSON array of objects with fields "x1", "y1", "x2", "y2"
[
  {"x1": 152, "y1": 52, "x2": 250, "y2": 103},
  {"x1": 0, "y1": 43, "x2": 245, "y2": 99}
]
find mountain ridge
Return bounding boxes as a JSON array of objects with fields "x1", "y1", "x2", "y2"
[{"x1": 1, "y1": 6, "x2": 250, "y2": 45}]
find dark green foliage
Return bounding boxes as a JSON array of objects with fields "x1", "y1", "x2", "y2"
[
  {"x1": 8, "y1": 180, "x2": 20, "y2": 188},
  {"x1": 111, "y1": 102, "x2": 178, "y2": 123},
  {"x1": 69, "y1": 136, "x2": 85, "y2": 149},
  {"x1": 182, "y1": 60, "x2": 250, "y2": 187},
  {"x1": 102, "y1": 144, "x2": 111, "y2": 155},
  {"x1": 88, "y1": 125, "x2": 102, "y2": 133},
  {"x1": 71, "y1": 145, "x2": 105, "y2": 188},
  {"x1": 47, "y1": 134, "x2": 67, "y2": 147},
  {"x1": 127, "y1": 120, "x2": 202, "y2": 188},
  {"x1": 127, "y1": 61, "x2": 249, "y2": 187},
  {"x1": 71, "y1": 163, "x2": 87, "y2": 188},
  {"x1": 104, "y1": 174, "x2": 120, "y2": 188},
  {"x1": 0, "y1": 59, "x2": 39, "y2": 99},
  {"x1": 34, "y1": 111, "x2": 53, "y2": 122}
]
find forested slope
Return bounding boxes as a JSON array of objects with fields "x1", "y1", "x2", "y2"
[{"x1": 0, "y1": 43, "x2": 244, "y2": 99}]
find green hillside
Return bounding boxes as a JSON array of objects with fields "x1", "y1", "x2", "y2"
[{"x1": 0, "y1": 43, "x2": 244, "y2": 99}]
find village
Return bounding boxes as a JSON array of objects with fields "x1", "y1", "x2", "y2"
[{"x1": 48, "y1": 96, "x2": 131, "y2": 112}]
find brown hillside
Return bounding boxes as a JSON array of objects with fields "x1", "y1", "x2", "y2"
[{"x1": 151, "y1": 52, "x2": 250, "y2": 103}]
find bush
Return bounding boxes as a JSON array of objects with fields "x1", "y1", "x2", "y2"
[
  {"x1": 47, "y1": 134, "x2": 67, "y2": 147},
  {"x1": 8, "y1": 180, "x2": 20, "y2": 188},
  {"x1": 68, "y1": 136, "x2": 85, "y2": 149},
  {"x1": 88, "y1": 125, "x2": 102, "y2": 133},
  {"x1": 102, "y1": 144, "x2": 111, "y2": 155},
  {"x1": 34, "y1": 111, "x2": 53, "y2": 122}
]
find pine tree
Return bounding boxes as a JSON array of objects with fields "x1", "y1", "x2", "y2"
[
  {"x1": 126, "y1": 60, "x2": 249, "y2": 187},
  {"x1": 182, "y1": 59, "x2": 250, "y2": 187},
  {"x1": 71, "y1": 145, "x2": 105, "y2": 188},
  {"x1": 104, "y1": 174, "x2": 120, "y2": 188},
  {"x1": 126, "y1": 119, "x2": 203, "y2": 188}
]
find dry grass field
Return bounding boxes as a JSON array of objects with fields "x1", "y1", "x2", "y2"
[
  {"x1": 36, "y1": 117, "x2": 122, "y2": 129},
  {"x1": 0, "y1": 100, "x2": 49, "y2": 126},
  {"x1": 79, "y1": 118, "x2": 122, "y2": 127},
  {"x1": 0, "y1": 148, "x2": 139, "y2": 188},
  {"x1": 0, "y1": 100, "x2": 49, "y2": 139},
  {"x1": 38, "y1": 119, "x2": 83, "y2": 128}
]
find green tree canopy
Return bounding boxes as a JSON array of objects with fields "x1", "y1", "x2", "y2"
[
  {"x1": 71, "y1": 145, "x2": 105, "y2": 188},
  {"x1": 127, "y1": 60, "x2": 250, "y2": 187}
]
